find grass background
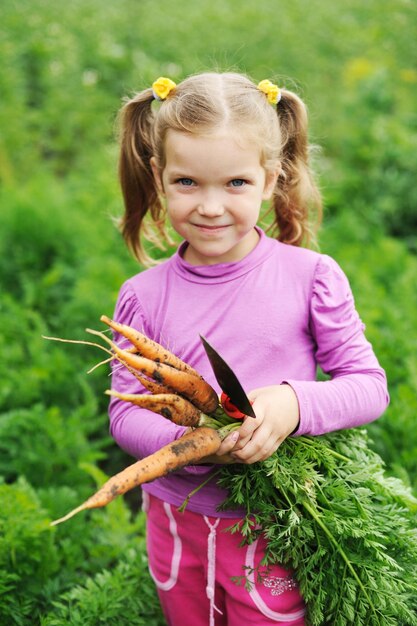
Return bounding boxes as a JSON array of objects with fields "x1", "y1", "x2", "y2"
[{"x1": 1, "y1": 0, "x2": 416, "y2": 623}]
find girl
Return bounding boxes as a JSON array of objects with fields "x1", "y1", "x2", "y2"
[{"x1": 108, "y1": 72, "x2": 389, "y2": 625}]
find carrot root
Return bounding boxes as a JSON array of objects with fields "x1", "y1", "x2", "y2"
[
  {"x1": 106, "y1": 390, "x2": 202, "y2": 427},
  {"x1": 47, "y1": 318, "x2": 227, "y2": 526},
  {"x1": 86, "y1": 328, "x2": 218, "y2": 413},
  {"x1": 100, "y1": 315, "x2": 201, "y2": 378},
  {"x1": 50, "y1": 427, "x2": 222, "y2": 526},
  {"x1": 111, "y1": 357, "x2": 174, "y2": 395},
  {"x1": 50, "y1": 503, "x2": 90, "y2": 526},
  {"x1": 85, "y1": 328, "x2": 174, "y2": 393},
  {"x1": 42, "y1": 335, "x2": 112, "y2": 357},
  {"x1": 115, "y1": 349, "x2": 218, "y2": 413}
]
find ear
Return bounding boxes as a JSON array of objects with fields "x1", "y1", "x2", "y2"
[
  {"x1": 262, "y1": 166, "x2": 280, "y2": 200},
  {"x1": 150, "y1": 156, "x2": 164, "y2": 195}
]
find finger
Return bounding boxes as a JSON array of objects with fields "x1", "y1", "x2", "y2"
[
  {"x1": 232, "y1": 420, "x2": 262, "y2": 452},
  {"x1": 233, "y1": 430, "x2": 283, "y2": 464},
  {"x1": 231, "y1": 432, "x2": 252, "y2": 451},
  {"x1": 234, "y1": 441, "x2": 280, "y2": 464},
  {"x1": 234, "y1": 413, "x2": 262, "y2": 443},
  {"x1": 216, "y1": 429, "x2": 240, "y2": 456}
]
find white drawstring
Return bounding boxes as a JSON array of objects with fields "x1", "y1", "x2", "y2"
[{"x1": 204, "y1": 516, "x2": 223, "y2": 626}]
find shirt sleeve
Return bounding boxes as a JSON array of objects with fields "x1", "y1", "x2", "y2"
[
  {"x1": 285, "y1": 254, "x2": 390, "y2": 436},
  {"x1": 108, "y1": 281, "x2": 213, "y2": 475}
]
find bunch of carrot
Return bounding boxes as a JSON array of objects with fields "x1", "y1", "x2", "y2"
[
  {"x1": 47, "y1": 315, "x2": 238, "y2": 526},
  {"x1": 45, "y1": 318, "x2": 417, "y2": 624}
]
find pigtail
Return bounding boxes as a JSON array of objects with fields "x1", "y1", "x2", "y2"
[
  {"x1": 270, "y1": 90, "x2": 322, "y2": 247},
  {"x1": 117, "y1": 89, "x2": 168, "y2": 265}
]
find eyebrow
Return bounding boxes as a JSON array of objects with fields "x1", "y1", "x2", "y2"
[
  {"x1": 167, "y1": 170, "x2": 192, "y2": 177},
  {"x1": 167, "y1": 170, "x2": 255, "y2": 180}
]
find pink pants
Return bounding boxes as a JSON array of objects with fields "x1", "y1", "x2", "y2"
[{"x1": 143, "y1": 493, "x2": 306, "y2": 626}]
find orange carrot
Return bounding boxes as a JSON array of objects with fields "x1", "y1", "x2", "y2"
[
  {"x1": 50, "y1": 427, "x2": 222, "y2": 526},
  {"x1": 100, "y1": 315, "x2": 201, "y2": 379},
  {"x1": 106, "y1": 390, "x2": 202, "y2": 427},
  {"x1": 87, "y1": 328, "x2": 218, "y2": 413},
  {"x1": 112, "y1": 356, "x2": 173, "y2": 395},
  {"x1": 113, "y1": 348, "x2": 218, "y2": 413},
  {"x1": 86, "y1": 327, "x2": 218, "y2": 412}
]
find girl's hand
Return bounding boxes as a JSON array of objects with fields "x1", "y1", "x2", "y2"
[
  {"x1": 227, "y1": 384, "x2": 300, "y2": 464},
  {"x1": 200, "y1": 428, "x2": 240, "y2": 465}
]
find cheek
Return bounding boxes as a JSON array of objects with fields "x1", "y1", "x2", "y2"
[
  {"x1": 166, "y1": 201, "x2": 188, "y2": 223},
  {"x1": 167, "y1": 191, "x2": 194, "y2": 212},
  {"x1": 238, "y1": 194, "x2": 263, "y2": 217}
]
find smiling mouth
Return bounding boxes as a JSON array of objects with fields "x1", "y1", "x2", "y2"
[{"x1": 192, "y1": 223, "x2": 230, "y2": 230}]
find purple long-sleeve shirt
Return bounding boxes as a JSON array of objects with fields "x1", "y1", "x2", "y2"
[{"x1": 109, "y1": 228, "x2": 389, "y2": 517}]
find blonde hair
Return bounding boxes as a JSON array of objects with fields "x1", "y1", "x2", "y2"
[{"x1": 117, "y1": 72, "x2": 322, "y2": 265}]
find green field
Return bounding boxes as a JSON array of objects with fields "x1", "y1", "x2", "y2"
[{"x1": 1, "y1": 1, "x2": 416, "y2": 623}]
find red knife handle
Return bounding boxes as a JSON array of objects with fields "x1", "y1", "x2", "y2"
[{"x1": 220, "y1": 392, "x2": 247, "y2": 419}]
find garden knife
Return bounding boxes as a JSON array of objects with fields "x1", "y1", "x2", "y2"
[{"x1": 200, "y1": 335, "x2": 256, "y2": 419}]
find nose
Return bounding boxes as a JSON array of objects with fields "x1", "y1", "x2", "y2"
[{"x1": 197, "y1": 190, "x2": 225, "y2": 217}]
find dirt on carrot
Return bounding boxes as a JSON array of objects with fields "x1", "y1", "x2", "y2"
[
  {"x1": 100, "y1": 315, "x2": 201, "y2": 378},
  {"x1": 109, "y1": 343, "x2": 219, "y2": 414},
  {"x1": 84, "y1": 326, "x2": 219, "y2": 414},
  {"x1": 50, "y1": 427, "x2": 222, "y2": 526},
  {"x1": 106, "y1": 390, "x2": 203, "y2": 427}
]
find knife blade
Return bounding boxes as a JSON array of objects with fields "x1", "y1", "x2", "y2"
[{"x1": 200, "y1": 335, "x2": 256, "y2": 418}]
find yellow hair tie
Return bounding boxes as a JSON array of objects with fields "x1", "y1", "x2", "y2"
[
  {"x1": 257, "y1": 79, "x2": 281, "y2": 105},
  {"x1": 152, "y1": 76, "x2": 176, "y2": 101}
]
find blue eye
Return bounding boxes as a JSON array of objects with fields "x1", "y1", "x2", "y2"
[
  {"x1": 230, "y1": 179, "x2": 246, "y2": 187},
  {"x1": 178, "y1": 178, "x2": 194, "y2": 186}
]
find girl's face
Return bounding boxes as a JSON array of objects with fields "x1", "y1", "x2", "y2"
[{"x1": 151, "y1": 129, "x2": 278, "y2": 266}]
